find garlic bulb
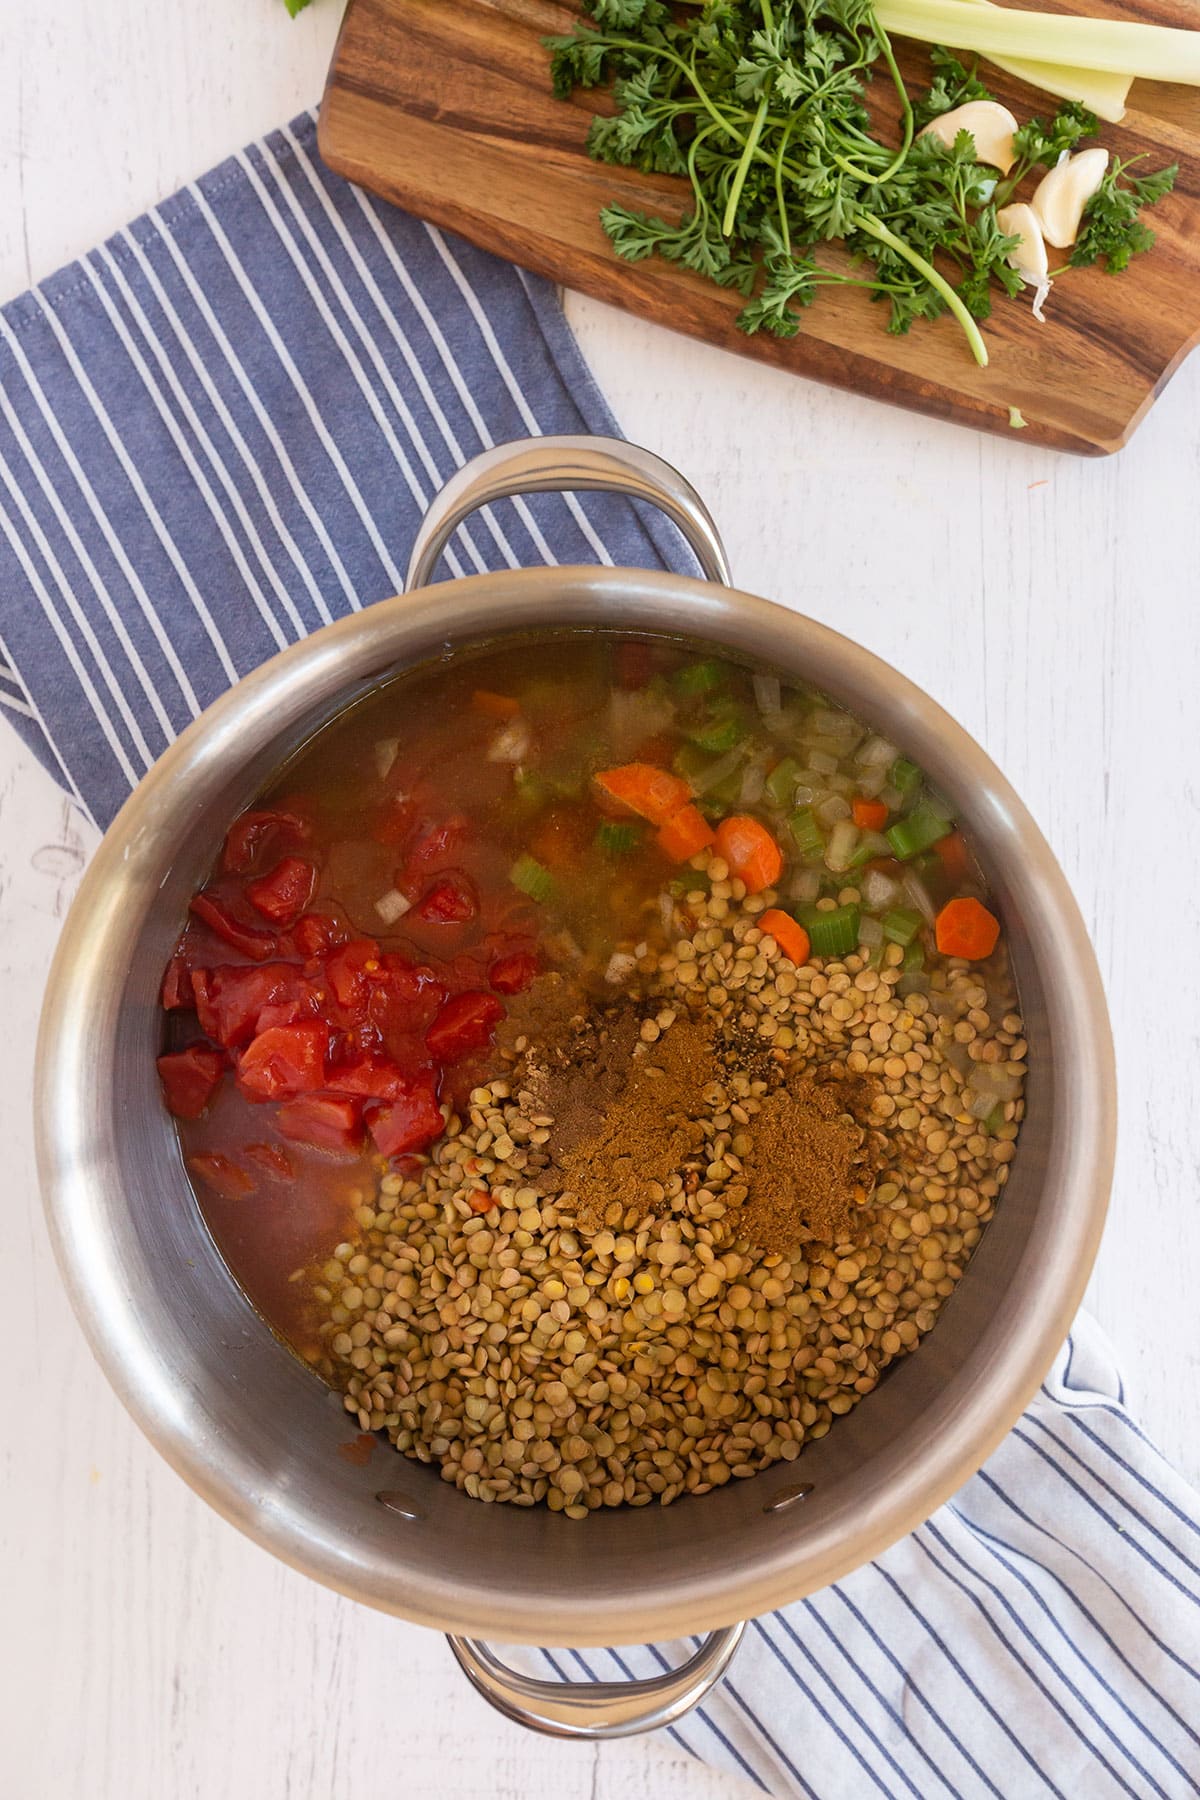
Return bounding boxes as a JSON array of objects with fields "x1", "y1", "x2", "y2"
[
  {"x1": 917, "y1": 100, "x2": 1019, "y2": 173},
  {"x1": 1031, "y1": 146, "x2": 1109, "y2": 248}
]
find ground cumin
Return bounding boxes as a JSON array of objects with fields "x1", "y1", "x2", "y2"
[{"x1": 506, "y1": 977, "x2": 881, "y2": 1253}]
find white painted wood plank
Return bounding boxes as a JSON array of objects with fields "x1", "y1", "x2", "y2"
[{"x1": 1, "y1": 0, "x2": 1197, "y2": 1793}]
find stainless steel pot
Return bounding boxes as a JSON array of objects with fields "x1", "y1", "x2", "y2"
[{"x1": 36, "y1": 436, "x2": 1115, "y2": 1740}]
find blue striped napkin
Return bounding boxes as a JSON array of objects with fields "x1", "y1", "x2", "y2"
[{"x1": 3, "y1": 109, "x2": 1198, "y2": 1798}]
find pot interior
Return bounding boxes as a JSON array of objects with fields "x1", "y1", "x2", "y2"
[{"x1": 39, "y1": 572, "x2": 1107, "y2": 1646}]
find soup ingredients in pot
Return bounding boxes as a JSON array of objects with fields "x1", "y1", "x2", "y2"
[{"x1": 156, "y1": 634, "x2": 1026, "y2": 1512}]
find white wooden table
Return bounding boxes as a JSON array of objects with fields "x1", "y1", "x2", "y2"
[{"x1": 3, "y1": 3, "x2": 1197, "y2": 1795}]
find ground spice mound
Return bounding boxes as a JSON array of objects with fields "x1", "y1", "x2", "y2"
[{"x1": 508, "y1": 978, "x2": 881, "y2": 1253}]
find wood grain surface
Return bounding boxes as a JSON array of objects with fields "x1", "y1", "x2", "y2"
[{"x1": 319, "y1": 0, "x2": 1199, "y2": 455}]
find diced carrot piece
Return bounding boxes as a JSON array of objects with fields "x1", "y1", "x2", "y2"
[
  {"x1": 852, "y1": 797, "x2": 889, "y2": 831},
  {"x1": 655, "y1": 804, "x2": 715, "y2": 863},
  {"x1": 758, "y1": 908, "x2": 811, "y2": 965},
  {"x1": 468, "y1": 1190, "x2": 495, "y2": 1214},
  {"x1": 471, "y1": 689, "x2": 521, "y2": 720},
  {"x1": 934, "y1": 830, "x2": 972, "y2": 880},
  {"x1": 714, "y1": 815, "x2": 783, "y2": 896},
  {"x1": 934, "y1": 896, "x2": 1000, "y2": 961},
  {"x1": 593, "y1": 763, "x2": 692, "y2": 825}
]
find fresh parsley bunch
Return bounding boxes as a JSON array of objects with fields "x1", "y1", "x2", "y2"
[{"x1": 546, "y1": 0, "x2": 1176, "y2": 362}]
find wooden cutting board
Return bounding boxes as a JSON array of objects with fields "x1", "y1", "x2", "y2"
[{"x1": 319, "y1": 0, "x2": 1199, "y2": 453}]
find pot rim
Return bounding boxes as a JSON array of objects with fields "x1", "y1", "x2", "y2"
[{"x1": 35, "y1": 565, "x2": 1115, "y2": 1643}]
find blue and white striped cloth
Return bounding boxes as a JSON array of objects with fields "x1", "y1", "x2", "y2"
[{"x1": 2, "y1": 110, "x2": 1197, "y2": 1799}]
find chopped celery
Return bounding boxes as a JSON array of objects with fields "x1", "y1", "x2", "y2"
[
  {"x1": 886, "y1": 803, "x2": 952, "y2": 861},
  {"x1": 707, "y1": 766, "x2": 745, "y2": 809},
  {"x1": 511, "y1": 768, "x2": 549, "y2": 816},
  {"x1": 595, "y1": 821, "x2": 640, "y2": 856},
  {"x1": 874, "y1": 0, "x2": 1200, "y2": 87},
  {"x1": 687, "y1": 702, "x2": 745, "y2": 754},
  {"x1": 848, "y1": 829, "x2": 891, "y2": 869},
  {"x1": 673, "y1": 659, "x2": 724, "y2": 697},
  {"x1": 866, "y1": 938, "x2": 888, "y2": 971},
  {"x1": 890, "y1": 757, "x2": 923, "y2": 801},
  {"x1": 669, "y1": 867, "x2": 712, "y2": 896},
  {"x1": 787, "y1": 807, "x2": 826, "y2": 861},
  {"x1": 542, "y1": 763, "x2": 585, "y2": 800},
  {"x1": 797, "y1": 902, "x2": 861, "y2": 957},
  {"x1": 764, "y1": 756, "x2": 801, "y2": 809},
  {"x1": 510, "y1": 853, "x2": 556, "y2": 903},
  {"x1": 923, "y1": 788, "x2": 957, "y2": 824},
  {"x1": 881, "y1": 907, "x2": 924, "y2": 947},
  {"x1": 673, "y1": 741, "x2": 714, "y2": 780},
  {"x1": 902, "y1": 938, "x2": 926, "y2": 973}
]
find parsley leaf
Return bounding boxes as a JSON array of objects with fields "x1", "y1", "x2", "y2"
[{"x1": 1071, "y1": 157, "x2": 1178, "y2": 272}]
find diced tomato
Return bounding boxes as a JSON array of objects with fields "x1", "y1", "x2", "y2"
[
  {"x1": 426, "y1": 991, "x2": 505, "y2": 1064},
  {"x1": 324, "y1": 938, "x2": 381, "y2": 1012},
  {"x1": 221, "y1": 808, "x2": 310, "y2": 876},
  {"x1": 406, "y1": 816, "x2": 469, "y2": 874},
  {"x1": 276, "y1": 1093, "x2": 364, "y2": 1154},
  {"x1": 289, "y1": 912, "x2": 345, "y2": 959},
  {"x1": 614, "y1": 641, "x2": 654, "y2": 688},
  {"x1": 325, "y1": 1054, "x2": 413, "y2": 1102},
  {"x1": 161, "y1": 955, "x2": 193, "y2": 1010},
  {"x1": 243, "y1": 1142, "x2": 295, "y2": 1181},
  {"x1": 237, "y1": 1023, "x2": 330, "y2": 1101},
  {"x1": 246, "y1": 856, "x2": 315, "y2": 927},
  {"x1": 187, "y1": 1152, "x2": 255, "y2": 1199},
  {"x1": 189, "y1": 892, "x2": 279, "y2": 961},
  {"x1": 192, "y1": 963, "x2": 313, "y2": 1049},
  {"x1": 934, "y1": 830, "x2": 972, "y2": 881},
  {"x1": 157, "y1": 1045, "x2": 225, "y2": 1119},
  {"x1": 372, "y1": 796, "x2": 419, "y2": 846},
  {"x1": 488, "y1": 951, "x2": 538, "y2": 995},
  {"x1": 368, "y1": 1071, "x2": 445, "y2": 1157},
  {"x1": 415, "y1": 875, "x2": 478, "y2": 924}
]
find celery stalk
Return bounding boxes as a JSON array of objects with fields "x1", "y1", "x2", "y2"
[
  {"x1": 874, "y1": 0, "x2": 1200, "y2": 84},
  {"x1": 940, "y1": 0, "x2": 1132, "y2": 121}
]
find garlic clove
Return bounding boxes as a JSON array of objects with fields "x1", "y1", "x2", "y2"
[
  {"x1": 996, "y1": 203, "x2": 1053, "y2": 322},
  {"x1": 1031, "y1": 146, "x2": 1109, "y2": 248},
  {"x1": 917, "y1": 101, "x2": 1020, "y2": 174}
]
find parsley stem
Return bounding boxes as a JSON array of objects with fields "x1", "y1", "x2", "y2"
[
  {"x1": 723, "y1": 94, "x2": 771, "y2": 237},
  {"x1": 856, "y1": 215, "x2": 989, "y2": 365}
]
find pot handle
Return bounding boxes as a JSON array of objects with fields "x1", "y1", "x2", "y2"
[
  {"x1": 445, "y1": 1621, "x2": 746, "y2": 1740},
  {"x1": 404, "y1": 435, "x2": 731, "y2": 591}
]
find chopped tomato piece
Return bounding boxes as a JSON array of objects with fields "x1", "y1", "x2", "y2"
[
  {"x1": 161, "y1": 955, "x2": 193, "y2": 1011},
  {"x1": 415, "y1": 875, "x2": 478, "y2": 924},
  {"x1": 406, "y1": 816, "x2": 469, "y2": 874},
  {"x1": 276, "y1": 1093, "x2": 364, "y2": 1154},
  {"x1": 372, "y1": 795, "x2": 419, "y2": 846},
  {"x1": 368, "y1": 1071, "x2": 445, "y2": 1157},
  {"x1": 426, "y1": 991, "x2": 505, "y2": 1064},
  {"x1": 192, "y1": 963, "x2": 312, "y2": 1049},
  {"x1": 243, "y1": 1142, "x2": 295, "y2": 1181},
  {"x1": 289, "y1": 912, "x2": 345, "y2": 959},
  {"x1": 189, "y1": 892, "x2": 279, "y2": 961},
  {"x1": 187, "y1": 1152, "x2": 254, "y2": 1199},
  {"x1": 157, "y1": 1045, "x2": 225, "y2": 1119},
  {"x1": 656, "y1": 803, "x2": 715, "y2": 863},
  {"x1": 593, "y1": 763, "x2": 692, "y2": 825},
  {"x1": 757, "y1": 909, "x2": 811, "y2": 966},
  {"x1": 246, "y1": 856, "x2": 315, "y2": 927},
  {"x1": 237, "y1": 1023, "x2": 330, "y2": 1101},
  {"x1": 471, "y1": 689, "x2": 521, "y2": 720},
  {"x1": 714, "y1": 816, "x2": 783, "y2": 896},
  {"x1": 324, "y1": 938, "x2": 381, "y2": 1012},
  {"x1": 934, "y1": 830, "x2": 972, "y2": 881},
  {"x1": 852, "y1": 797, "x2": 889, "y2": 831},
  {"x1": 488, "y1": 951, "x2": 538, "y2": 995},
  {"x1": 934, "y1": 896, "x2": 1000, "y2": 961},
  {"x1": 221, "y1": 809, "x2": 309, "y2": 876},
  {"x1": 614, "y1": 641, "x2": 655, "y2": 688},
  {"x1": 325, "y1": 1054, "x2": 413, "y2": 1102}
]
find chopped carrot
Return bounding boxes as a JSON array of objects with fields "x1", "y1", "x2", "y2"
[
  {"x1": 758, "y1": 908, "x2": 811, "y2": 965},
  {"x1": 656, "y1": 803, "x2": 715, "y2": 862},
  {"x1": 593, "y1": 763, "x2": 692, "y2": 825},
  {"x1": 714, "y1": 815, "x2": 783, "y2": 895},
  {"x1": 934, "y1": 830, "x2": 971, "y2": 881},
  {"x1": 468, "y1": 1190, "x2": 494, "y2": 1214},
  {"x1": 852, "y1": 797, "x2": 889, "y2": 831},
  {"x1": 471, "y1": 689, "x2": 521, "y2": 720},
  {"x1": 935, "y1": 896, "x2": 1000, "y2": 961}
]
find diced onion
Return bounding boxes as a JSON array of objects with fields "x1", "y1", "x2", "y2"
[
  {"x1": 659, "y1": 891, "x2": 675, "y2": 933},
  {"x1": 857, "y1": 735, "x2": 899, "y2": 768},
  {"x1": 609, "y1": 686, "x2": 675, "y2": 757},
  {"x1": 858, "y1": 914, "x2": 884, "y2": 947},
  {"x1": 690, "y1": 745, "x2": 744, "y2": 795},
  {"x1": 788, "y1": 867, "x2": 822, "y2": 904},
  {"x1": 807, "y1": 750, "x2": 839, "y2": 775},
  {"x1": 856, "y1": 766, "x2": 887, "y2": 799},
  {"x1": 605, "y1": 950, "x2": 638, "y2": 985},
  {"x1": 375, "y1": 887, "x2": 412, "y2": 925},
  {"x1": 862, "y1": 868, "x2": 899, "y2": 911},
  {"x1": 969, "y1": 1089, "x2": 1000, "y2": 1120},
  {"x1": 826, "y1": 819, "x2": 860, "y2": 873},
  {"x1": 374, "y1": 738, "x2": 400, "y2": 781},
  {"x1": 811, "y1": 709, "x2": 860, "y2": 740},
  {"x1": 793, "y1": 783, "x2": 816, "y2": 807},
  {"x1": 879, "y1": 784, "x2": 904, "y2": 811},
  {"x1": 968, "y1": 1062, "x2": 1023, "y2": 1101},
  {"x1": 487, "y1": 718, "x2": 532, "y2": 763},
  {"x1": 816, "y1": 794, "x2": 852, "y2": 827},
  {"x1": 739, "y1": 761, "x2": 767, "y2": 805},
  {"x1": 753, "y1": 672, "x2": 782, "y2": 716},
  {"x1": 903, "y1": 871, "x2": 937, "y2": 923}
]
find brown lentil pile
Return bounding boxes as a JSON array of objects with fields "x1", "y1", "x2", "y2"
[{"x1": 307, "y1": 858, "x2": 1026, "y2": 1517}]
